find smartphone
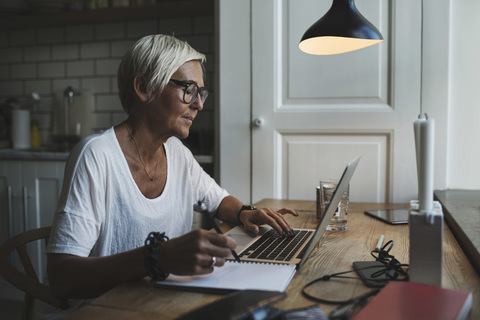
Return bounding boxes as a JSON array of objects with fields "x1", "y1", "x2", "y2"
[
  {"x1": 177, "y1": 289, "x2": 286, "y2": 320},
  {"x1": 364, "y1": 208, "x2": 409, "y2": 225},
  {"x1": 353, "y1": 261, "x2": 394, "y2": 288}
]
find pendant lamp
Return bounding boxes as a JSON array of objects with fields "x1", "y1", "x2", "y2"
[{"x1": 299, "y1": 0, "x2": 383, "y2": 55}]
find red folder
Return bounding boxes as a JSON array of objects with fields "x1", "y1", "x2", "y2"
[{"x1": 352, "y1": 281, "x2": 472, "y2": 320}]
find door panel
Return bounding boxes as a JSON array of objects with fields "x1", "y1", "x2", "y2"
[
  {"x1": 281, "y1": 132, "x2": 389, "y2": 202},
  {"x1": 286, "y1": 0, "x2": 388, "y2": 104},
  {"x1": 23, "y1": 161, "x2": 65, "y2": 282}
]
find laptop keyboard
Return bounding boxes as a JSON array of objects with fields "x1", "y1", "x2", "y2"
[{"x1": 239, "y1": 229, "x2": 313, "y2": 262}]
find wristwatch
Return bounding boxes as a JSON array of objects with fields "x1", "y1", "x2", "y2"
[{"x1": 237, "y1": 205, "x2": 257, "y2": 224}]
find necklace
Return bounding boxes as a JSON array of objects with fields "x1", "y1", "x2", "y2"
[{"x1": 124, "y1": 122, "x2": 159, "y2": 181}]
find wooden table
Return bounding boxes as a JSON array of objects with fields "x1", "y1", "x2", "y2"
[{"x1": 66, "y1": 199, "x2": 480, "y2": 319}]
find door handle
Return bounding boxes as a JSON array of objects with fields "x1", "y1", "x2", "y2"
[
  {"x1": 253, "y1": 117, "x2": 265, "y2": 128},
  {"x1": 7, "y1": 186, "x2": 14, "y2": 263},
  {"x1": 7, "y1": 186, "x2": 13, "y2": 239},
  {"x1": 22, "y1": 186, "x2": 29, "y2": 232}
]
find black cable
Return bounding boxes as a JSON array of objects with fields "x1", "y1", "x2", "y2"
[
  {"x1": 301, "y1": 268, "x2": 375, "y2": 305},
  {"x1": 301, "y1": 239, "x2": 409, "y2": 313}
]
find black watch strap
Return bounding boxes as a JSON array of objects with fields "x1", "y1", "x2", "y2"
[{"x1": 237, "y1": 205, "x2": 257, "y2": 225}]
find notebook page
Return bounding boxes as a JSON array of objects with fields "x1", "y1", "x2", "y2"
[{"x1": 155, "y1": 261, "x2": 296, "y2": 293}]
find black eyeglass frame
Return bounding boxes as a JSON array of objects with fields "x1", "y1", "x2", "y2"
[{"x1": 169, "y1": 79, "x2": 208, "y2": 104}]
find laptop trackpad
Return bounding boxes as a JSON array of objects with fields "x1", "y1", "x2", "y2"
[{"x1": 226, "y1": 225, "x2": 270, "y2": 250}]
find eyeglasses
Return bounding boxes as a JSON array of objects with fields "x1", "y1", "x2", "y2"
[{"x1": 169, "y1": 79, "x2": 208, "y2": 104}]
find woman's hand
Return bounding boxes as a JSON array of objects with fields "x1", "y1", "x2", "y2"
[
  {"x1": 158, "y1": 229, "x2": 237, "y2": 276},
  {"x1": 238, "y1": 207, "x2": 298, "y2": 236}
]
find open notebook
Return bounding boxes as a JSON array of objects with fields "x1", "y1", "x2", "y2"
[
  {"x1": 157, "y1": 261, "x2": 296, "y2": 294},
  {"x1": 155, "y1": 156, "x2": 360, "y2": 293}
]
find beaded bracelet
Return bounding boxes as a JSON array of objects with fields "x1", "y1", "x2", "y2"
[{"x1": 144, "y1": 231, "x2": 170, "y2": 282}]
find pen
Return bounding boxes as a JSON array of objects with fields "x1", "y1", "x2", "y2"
[
  {"x1": 375, "y1": 234, "x2": 385, "y2": 251},
  {"x1": 198, "y1": 201, "x2": 241, "y2": 262}
]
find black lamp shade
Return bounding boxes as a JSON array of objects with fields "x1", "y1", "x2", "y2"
[{"x1": 299, "y1": 0, "x2": 384, "y2": 55}]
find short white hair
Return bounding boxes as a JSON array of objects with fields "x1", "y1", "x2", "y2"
[{"x1": 117, "y1": 34, "x2": 206, "y2": 113}]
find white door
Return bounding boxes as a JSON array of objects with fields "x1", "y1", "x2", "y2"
[{"x1": 250, "y1": 0, "x2": 421, "y2": 204}]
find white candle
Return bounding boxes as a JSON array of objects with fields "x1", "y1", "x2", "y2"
[{"x1": 413, "y1": 117, "x2": 435, "y2": 212}]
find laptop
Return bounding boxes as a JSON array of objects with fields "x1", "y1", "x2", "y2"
[{"x1": 225, "y1": 155, "x2": 361, "y2": 269}]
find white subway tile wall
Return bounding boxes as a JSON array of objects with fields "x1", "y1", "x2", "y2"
[{"x1": 0, "y1": 15, "x2": 215, "y2": 146}]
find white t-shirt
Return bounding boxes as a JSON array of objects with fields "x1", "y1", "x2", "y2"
[{"x1": 47, "y1": 127, "x2": 229, "y2": 257}]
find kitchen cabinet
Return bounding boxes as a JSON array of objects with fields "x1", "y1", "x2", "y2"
[
  {"x1": 0, "y1": 0, "x2": 214, "y2": 31},
  {"x1": 0, "y1": 159, "x2": 65, "y2": 300}
]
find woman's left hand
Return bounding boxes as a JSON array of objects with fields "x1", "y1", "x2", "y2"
[{"x1": 238, "y1": 207, "x2": 298, "y2": 236}]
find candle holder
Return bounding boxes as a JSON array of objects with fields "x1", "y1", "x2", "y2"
[{"x1": 409, "y1": 200, "x2": 443, "y2": 286}]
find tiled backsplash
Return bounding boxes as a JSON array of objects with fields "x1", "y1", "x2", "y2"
[{"x1": 0, "y1": 15, "x2": 215, "y2": 146}]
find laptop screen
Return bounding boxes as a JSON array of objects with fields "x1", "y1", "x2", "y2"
[{"x1": 297, "y1": 155, "x2": 361, "y2": 268}]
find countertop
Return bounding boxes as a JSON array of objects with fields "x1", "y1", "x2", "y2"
[
  {"x1": 0, "y1": 148, "x2": 70, "y2": 161},
  {"x1": 0, "y1": 148, "x2": 213, "y2": 163},
  {"x1": 435, "y1": 189, "x2": 480, "y2": 275}
]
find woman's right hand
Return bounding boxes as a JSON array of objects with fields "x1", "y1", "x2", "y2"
[{"x1": 157, "y1": 229, "x2": 237, "y2": 275}]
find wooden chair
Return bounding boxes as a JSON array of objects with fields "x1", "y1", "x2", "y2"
[{"x1": 0, "y1": 226, "x2": 69, "y2": 320}]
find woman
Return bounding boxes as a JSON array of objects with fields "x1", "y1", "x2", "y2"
[{"x1": 46, "y1": 34, "x2": 297, "y2": 303}]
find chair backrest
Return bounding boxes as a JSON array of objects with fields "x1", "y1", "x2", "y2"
[{"x1": 0, "y1": 226, "x2": 69, "y2": 320}]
